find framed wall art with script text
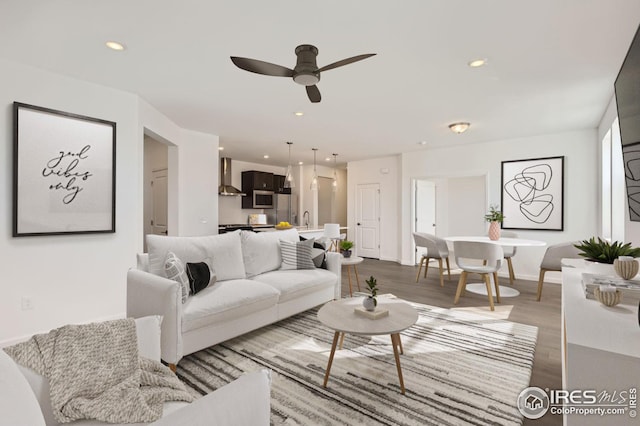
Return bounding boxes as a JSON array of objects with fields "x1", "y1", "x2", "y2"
[{"x1": 13, "y1": 102, "x2": 116, "y2": 236}]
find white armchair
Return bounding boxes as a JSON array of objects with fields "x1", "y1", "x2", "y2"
[{"x1": 1, "y1": 316, "x2": 272, "y2": 426}]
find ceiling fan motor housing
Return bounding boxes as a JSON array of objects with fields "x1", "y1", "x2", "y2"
[{"x1": 293, "y1": 44, "x2": 320, "y2": 86}]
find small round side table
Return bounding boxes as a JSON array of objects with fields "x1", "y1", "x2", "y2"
[{"x1": 341, "y1": 256, "x2": 364, "y2": 297}]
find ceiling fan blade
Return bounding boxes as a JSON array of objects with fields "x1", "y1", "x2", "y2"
[
  {"x1": 318, "y1": 53, "x2": 376, "y2": 72},
  {"x1": 306, "y1": 85, "x2": 321, "y2": 103},
  {"x1": 230, "y1": 56, "x2": 294, "y2": 77}
]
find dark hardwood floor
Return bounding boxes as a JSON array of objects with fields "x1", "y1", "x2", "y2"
[{"x1": 341, "y1": 258, "x2": 562, "y2": 426}]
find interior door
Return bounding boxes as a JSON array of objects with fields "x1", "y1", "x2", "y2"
[
  {"x1": 415, "y1": 180, "x2": 436, "y2": 263},
  {"x1": 151, "y1": 169, "x2": 168, "y2": 235},
  {"x1": 356, "y1": 183, "x2": 380, "y2": 258}
]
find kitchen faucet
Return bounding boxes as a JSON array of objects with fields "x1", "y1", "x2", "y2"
[{"x1": 303, "y1": 211, "x2": 310, "y2": 229}]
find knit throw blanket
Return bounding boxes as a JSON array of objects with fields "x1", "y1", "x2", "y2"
[{"x1": 4, "y1": 318, "x2": 194, "y2": 424}]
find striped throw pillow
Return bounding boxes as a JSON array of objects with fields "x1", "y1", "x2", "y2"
[{"x1": 280, "y1": 238, "x2": 316, "y2": 270}]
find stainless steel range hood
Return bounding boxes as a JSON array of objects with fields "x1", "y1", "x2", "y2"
[{"x1": 218, "y1": 157, "x2": 245, "y2": 196}]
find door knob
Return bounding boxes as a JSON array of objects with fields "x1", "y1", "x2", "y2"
[{"x1": 357, "y1": 222, "x2": 361, "y2": 226}]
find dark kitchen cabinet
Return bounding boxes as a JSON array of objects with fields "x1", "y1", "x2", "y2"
[
  {"x1": 242, "y1": 171, "x2": 275, "y2": 209},
  {"x1": 274, "y1": 174, "x2": 291, "y2": 194},
  {"x1": 242, "y1": 171, "x2": 274, "y2": 191}
]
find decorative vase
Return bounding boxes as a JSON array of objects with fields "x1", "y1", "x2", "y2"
[
  {"x1": 613, "y1": 259, "x2": 639, "y2": 280},
  {"x1": 488, "y1": 221, "x2": 501, "y2": 241},
  {"x1": 342, "y1": 249, "x2": 352, "y2": 258},
  {"x1": 363, "y1": 296, "x2": 376, "y2": 311},
  {"x1": 594, "y1": 287, "x2": 622, "y2": 307}
]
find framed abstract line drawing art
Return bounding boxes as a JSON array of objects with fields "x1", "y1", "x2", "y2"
[
  {"x1": 501, "y1": 156, "x2": 564, "y2": 231},
  {"x1": 13, "y1": 102, "x2": 116, "y2": 236}
]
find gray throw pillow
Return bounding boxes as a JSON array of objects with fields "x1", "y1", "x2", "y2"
[{"x1": 280, "y1": 238, "x2": 316, "y2": 270}]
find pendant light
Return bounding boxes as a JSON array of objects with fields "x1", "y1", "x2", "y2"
[
  {"x1": 332, "y1": 153, "x2": 338, "y2": 192},
  {"x1": 310, "y1": 148, "x2": 318, "y2": 191},
  {"x1": 284, "y1": 141, "x2": 295, "y2": 189}
]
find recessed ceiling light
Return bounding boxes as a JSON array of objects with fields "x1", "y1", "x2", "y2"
[
  {"x1": 298, "y1": 161, "x2": 304, "y2": 165},
  {"x1": 418, "y1": 141, "x2": 427, "y2": 145},
  {"x1": 325, "y1": 157, "x2": 331, "y2": 161},
  {"x1": 449, "y1": 122, "x2": 471, "y2": 134},
  {"x1": 263, "y1": 154, "x2": 269, "y2": 159},
  {"x1": 468, "y1": 58, "x2": 487, "y2": 68},
  {"x1": 105, "y1": 41, "x2": 125, "y2": 51},
  {"x1": 218, "y1": 146, "x2": 224, "y2": 151},
  {"x1": 294, "y1": 111, "x2": 304, "y2": 116}
]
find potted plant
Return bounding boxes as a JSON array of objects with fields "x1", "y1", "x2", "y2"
[
  {"x1": 340, "y1": 240, "x2": 354, "y2": 258},
  {"x1": 363, "y1": 276, "x2": 378, "y2": 311},
  {"x1": 574, "y1": 237, "x2": 640, "y2": 264},
  {"x1": 484, "y1": 204, "x2": 505, "y2": 241}
]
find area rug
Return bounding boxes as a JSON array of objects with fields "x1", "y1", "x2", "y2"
[{"x1": 176, "y1": 301, "x2": 538, "y2": 425}]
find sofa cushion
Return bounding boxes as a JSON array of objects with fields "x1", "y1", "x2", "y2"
[
  {"x1": 182, "y1": 279, "x2": 281, "y2": 333},
  {"x1": 147, "y1": 231, "x2": 246, "y2": 282},
  {"x1": 241, "y1": 228, "x2": 299, "y2": 277},
  {"x1": 252, "y1": 269, "x2": 337, "y2": 303},
  {"x1": 0, "y1": 349, "x2": 46, "y2": 426},
  {"x1": 280, "y1": 238, "x2": 316, "y2": 270}
]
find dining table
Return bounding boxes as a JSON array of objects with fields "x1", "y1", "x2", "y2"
[{"x1": 444, "y1": 235, "x2": 546, "y2": 297}]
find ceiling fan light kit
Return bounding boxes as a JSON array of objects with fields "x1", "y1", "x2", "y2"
[{"x1": 230, "y1": 44, "x2": 376, "y2": 103}]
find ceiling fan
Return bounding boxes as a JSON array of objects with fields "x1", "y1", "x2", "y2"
[{"x1": 230, "y1": 44, "x2": 376, "y2": 103}]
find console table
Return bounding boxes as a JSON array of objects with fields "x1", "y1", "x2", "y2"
[{"x1": 562, "y1": 265, "x2": 640, "y2": 425}]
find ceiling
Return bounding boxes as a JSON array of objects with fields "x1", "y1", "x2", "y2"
[{"x1": 2, "y1": 1, "x2": 640, "y2": 168}]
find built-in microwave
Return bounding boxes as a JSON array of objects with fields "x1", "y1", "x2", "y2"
[{"x1": 252, "y1": 190, "x2": 274, "y2": 209}]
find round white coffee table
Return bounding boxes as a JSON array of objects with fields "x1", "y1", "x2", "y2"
[
  {"x1": 341, "y1": 256, "x2": 364, "y2": 296},
  {"x1": 317, "y1": 297, "x2": 418, "y2": 394}
]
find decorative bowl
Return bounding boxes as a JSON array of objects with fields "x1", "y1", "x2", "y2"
[
  {"x1": 613, "y1": 259, "x2": 639, "y2": 280},
  {"x1": 274, "y1": 224, "x2": 292, "y2": 230},
  {"x1": 594, "y1": 287, "x2": 622, "y2": 307}
]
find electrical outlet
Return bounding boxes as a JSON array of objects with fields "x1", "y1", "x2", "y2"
[{"x1": 21, "y1": 297, "x2": 33, "y2": 311}]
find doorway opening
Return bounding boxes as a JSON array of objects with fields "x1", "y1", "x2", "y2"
[
  {"x1": 143, "y1": 135, "x2": 169, "y2": 251},
  {"x1": 411, "y1": 175, "x2": 487, "y2": 264}
]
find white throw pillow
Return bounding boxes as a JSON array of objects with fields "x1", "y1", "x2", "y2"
[
  {"x1": 280, "y1": 238, "x2": 316, "y2": 270},
  {"x1": 164, "y1": 252, "x2": 190, "y2": 303},
  {"x1": 241, "y1": 228, "x2": 300, "y2": 277},
  {"x1": 147, "y1": 231, "x2": 246, "y2": 282}
]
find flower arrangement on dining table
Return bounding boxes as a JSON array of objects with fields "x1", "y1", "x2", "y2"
[{"x1": 484, "y1": 204, "x2": 505, "y2": 240}]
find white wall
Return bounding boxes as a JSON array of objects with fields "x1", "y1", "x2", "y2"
[
  {"x1": 401, "y1": 130, "x2": 600, "y2": 280},
  {"x1": 0, "y1": 60, "x2": 220, "y2": 345},
  {"x1": 347, "y1": 155, "x2": 401, "y2": 262},
  {"x1": 0, "y1": 59, "x2": 140, "y2": 344}
]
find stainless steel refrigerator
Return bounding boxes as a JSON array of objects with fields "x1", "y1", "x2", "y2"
[{"x1": 268, "y1": 193, "x2": 298, "y2": 225}]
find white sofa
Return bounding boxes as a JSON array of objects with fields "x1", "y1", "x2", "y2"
[
  {"x1": 127, "y1": 229, "x2": 341, "y2": 367},
  {"x1": 0, "y1": 316, "x2": 271, "y2": 426}
]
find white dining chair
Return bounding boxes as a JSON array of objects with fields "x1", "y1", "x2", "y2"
[
  {"x1": 500, "y1": 230, "x2": 518, "y2": 285},
  {"x1": 453, "y1": 240, "x2": 503, "y2": 311},
  {"x1": 537, "y1": 241, "x2": 582, "y2": 301},
  {"x1": 412, "y1": 232, "x2": 451, "y2": 287}
]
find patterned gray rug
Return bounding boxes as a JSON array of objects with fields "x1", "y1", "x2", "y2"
[{"x1": 176, "y1": 301, "x2": 537, "y2": 425}]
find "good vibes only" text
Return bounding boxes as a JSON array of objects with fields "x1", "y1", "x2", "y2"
[{"x1": 42, "y1": 145, "x2": 93, "y2": 204}]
